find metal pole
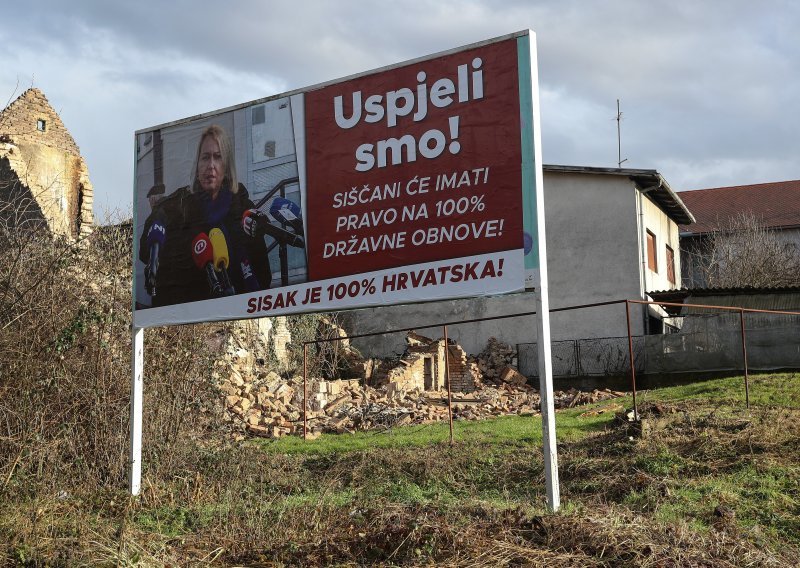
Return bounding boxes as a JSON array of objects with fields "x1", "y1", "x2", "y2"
[
  {"x1": 303, "y1": 343, "x2": 308, "y2": 440},
  {"x1": 443, "y1": 326, "x2": 454, "y2": 446},
  {"x1": 740, "y1": 309, "x2": 750, "y2": 409},
  {"x1": 129, "y1": 326, "x2": 144, "y2": 496},
  {"x1": 525, "y1": 31, "x2": 559, "y2": 512},
  {"x1": 625, "y1": 301, "x2": 638, "y2": 419},
  {"x1": 617, "y1": 99, "x2": 625, "y2": 168}
]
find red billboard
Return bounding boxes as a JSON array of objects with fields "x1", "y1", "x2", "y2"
[
  {"x1": 305, "y1": 38, "x2": 521, "y2": 280},
  {"x1": 133, "y1": 31, "x2": 541, "y2": 328}
]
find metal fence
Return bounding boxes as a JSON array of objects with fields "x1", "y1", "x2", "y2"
[
  {"x1": 518, "y1": 336, "x2": 645, "y2": 378},
  {"x1": 519, "y1": 310, "x2": 800, "y2": 380},
  {"x1": 303, "y1": 298, "x2": 800, "y2": 436}
]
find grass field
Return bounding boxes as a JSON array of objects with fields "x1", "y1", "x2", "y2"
[{"x1": 2, "y1": 373, "x2": 799, "y2": 566}]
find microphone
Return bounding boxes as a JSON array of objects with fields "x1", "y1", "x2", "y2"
[
  {"x1": 239, "y1": 257, "x2": 261, "y2": 292},
  {"x1": 191, "y1": 232, "x2": 223, "y2": 297},
  {"x1": 242, "y1": 209, "x2": 305, "y2": 248},
  {"x1": 208, "y1": 228, "x2": 235, "y2": 296},
  {"x1": 269, "y1": 197, "x2": 304, "y2": 236},
  {"x1": 144, "y1": 217, "x2": 166, "y2": 297}
]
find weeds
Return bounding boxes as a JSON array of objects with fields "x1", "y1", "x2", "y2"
[{"x1": 1, "y1": 209, "x2": 799, "y2": 564}]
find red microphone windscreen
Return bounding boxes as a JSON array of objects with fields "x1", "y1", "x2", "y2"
[
  {"x1": 242, "y1": 209, "x2": 255, "y2": 236},
  {"x1": 191, "y1": 233, "x2": 214, "y2": 268}
]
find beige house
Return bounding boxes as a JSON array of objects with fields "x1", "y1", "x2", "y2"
[
  {"x1": 0, "y1": 88, "x2": 93, "y2": 239},
  {"x1": 345, "y1": 165, "x2": 695, "y2": 357}
]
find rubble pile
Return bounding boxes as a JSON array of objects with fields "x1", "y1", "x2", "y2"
[
  {"x1": 223, "y1": 378, "x2": 305, "y2": 439},
  {"x1": 214, "y1": 331, "x2": 625, "y2": 440},
  {"x1": 218, "y1": 373, "x2": 625, "y2": 439},
  {"x1": 472, "y1": 337, "x2": 527, "y2": 387}
]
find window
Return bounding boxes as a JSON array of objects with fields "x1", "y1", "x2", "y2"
[
  {"x1": 666, "y1": 245, "x2": 675, "y2": 284},
  {"x1": 251, "y1": 105, "x2": 265, "y2": 125},
  {"x1": 36, "y1": 119, "x2": 46, "y2": 132},
  {"x1": 646, "y1": 230, "x2": 657, "y2": 272}
]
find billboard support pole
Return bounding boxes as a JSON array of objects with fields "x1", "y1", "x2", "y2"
[
  {"x1": 129, "y1": 326, "x2": 144, "y2": 496},
  {"x1": 303, "y1": 343, "x2": 308, "y2": 440},
  {"x1": 522, "y1": 31, "x2": 559, "y2": 512},
  {"x1": 443, "y1": 325, "x2": 454, "y2": 446},
  {"x1": 535, "y1": 292, "x2": 559, "y2": 512}
]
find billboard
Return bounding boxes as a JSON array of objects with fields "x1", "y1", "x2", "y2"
[{"x1": 133, "y1": 30, "x2": 543, "y2": 328}]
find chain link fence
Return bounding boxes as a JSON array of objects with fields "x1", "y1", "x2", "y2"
[
  {"x1": 518, "y1": 337, "x2": 645, "y2": 378},
  {"x1": 519, "y1": 310, "x2": 800, "y2": 379}
]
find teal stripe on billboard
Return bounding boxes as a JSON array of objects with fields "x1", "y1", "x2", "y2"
[{"x1": 517, "y1": 35, "x2": 538, "y2": 270}]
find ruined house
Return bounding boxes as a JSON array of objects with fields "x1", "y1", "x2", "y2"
[
  {"x1": 0, "y1": 88, "x2": 93, "y2": 239},
  {"x1": 383, "y1": 332, "x2": 479, "y2": 394}
]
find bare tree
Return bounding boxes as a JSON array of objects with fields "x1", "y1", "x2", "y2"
[{"x1": 691, "y1": 212, "x2": 800, "y2": 288}]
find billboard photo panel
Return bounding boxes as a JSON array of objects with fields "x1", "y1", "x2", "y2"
[{"x1": 133, "y1": 30, "x2": 542, "y2": 328}]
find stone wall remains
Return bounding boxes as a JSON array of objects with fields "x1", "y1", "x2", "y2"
[{"x1": 0, "y1": 88, "x2": 93, "y2": 238}]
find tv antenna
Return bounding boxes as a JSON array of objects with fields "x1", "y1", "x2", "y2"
[{"x1": 616, "y1": 99, "x2": 627, "y2": 168}]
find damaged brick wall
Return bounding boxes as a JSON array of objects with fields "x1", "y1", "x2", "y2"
[
  {"x1": 216, "y1": 328, "x2": 627, "y2": 440},
  {"x1": 0, "y1": 88, "x2": 94, "y2": 239},
  {"x1": 384, "y1": 333, "x2": 479, "y2": 394},
  {"x1": 443, "y1": 342, "x2": 476, "y2": 392}
]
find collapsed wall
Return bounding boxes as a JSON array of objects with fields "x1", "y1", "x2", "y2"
[
  {"x1": 378, "y1": 331, "x2": 480, "y2": 394},
  {"x1": 214, "y1": 326, "x2": 624, "y2": 440}
]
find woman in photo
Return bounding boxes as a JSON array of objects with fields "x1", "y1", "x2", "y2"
[{"x1": 139, "y1": 125, "x2": 271, "y2": 307}]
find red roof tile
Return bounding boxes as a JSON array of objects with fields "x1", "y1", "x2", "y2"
[{"x1": 678, "y1": 179, "x2": 800, "y2": 234}]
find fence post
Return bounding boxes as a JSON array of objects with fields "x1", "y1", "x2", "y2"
[
  {"x1": 739, "y1": 309, "x2": 750, "y2": 409},
  {"x1": 625, "y1": 301, "x2": 639, "y2": 419},
  {"x1": 443, "y1": 325, "x2": 454, "y2": 446},
  {"x1": 303, "y1": 343, "x2": 308, "y2": 440}
]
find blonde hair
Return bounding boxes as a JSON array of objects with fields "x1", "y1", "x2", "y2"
[{"x1": 191, "y1": 124, "x2": 238, "y2": 195}]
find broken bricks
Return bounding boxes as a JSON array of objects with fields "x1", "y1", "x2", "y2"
[{"x1": 217, "y1": 332, "x2": 626, "y2": 440}]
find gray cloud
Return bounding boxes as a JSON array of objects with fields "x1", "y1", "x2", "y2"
[{"x1": 2, "y1": 0, "x2": 799, "y2": 217}]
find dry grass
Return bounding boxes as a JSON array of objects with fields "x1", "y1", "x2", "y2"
[
  {"x1": 2, "y1": 401, "x2": 798, "y2": 566},
  {"x1": 1, "y1": 215, "x2": 798, "y2": 566}
]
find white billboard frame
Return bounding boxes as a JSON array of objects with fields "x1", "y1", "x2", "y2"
[{"x1": 129, "y1": 29, "x2": 559, "y2": 512}]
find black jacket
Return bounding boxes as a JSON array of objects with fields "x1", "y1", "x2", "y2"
[{"x1": 139, "y1": 183, "x2": 271, "y2": 307}]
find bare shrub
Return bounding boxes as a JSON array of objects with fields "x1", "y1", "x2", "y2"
[
  {"x1": 0, "y1": 202, "x2": 225, "y2": 492},
  {"x1": 690, "y1": 212, "x2": 800, "y2": 288},
  {"x1": 283, "y1": 312, "x2": 358, "y2": 380}
]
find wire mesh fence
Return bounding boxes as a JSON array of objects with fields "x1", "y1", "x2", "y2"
[
  {"x1": 298, "y1": 298, "x2": 800, "y2": 438},
  {"x1": 518, "y1": 337, "x2": 647, "y2": 378},
  {"x1": 519, "y1": 307, "x2": 800, "y2": 379}
]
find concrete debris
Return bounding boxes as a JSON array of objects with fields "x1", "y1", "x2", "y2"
[
  {"x1": 218, "y1": 373, "x2": 624, "y2": 439},
  {"x1": 473, "y1": 337, "x2": 523, "y2": 386},
  {"x1": 498, "y1": 366, "x2": 528, "y2": 387},
  {"x1": 215, "y1": 331, "x2": 626, "y2": 439}
]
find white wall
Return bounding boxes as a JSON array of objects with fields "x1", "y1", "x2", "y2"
[{"x1": 344, "y1": 171, "x2": 657, "y2": 355}]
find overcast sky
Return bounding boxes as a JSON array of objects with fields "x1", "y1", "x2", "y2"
[{"x1": 2, "y1": 1, "x2": 798, "y2": 221}]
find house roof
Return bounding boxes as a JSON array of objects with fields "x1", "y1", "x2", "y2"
[
  {"x1": 648, "y1": 286, "x2": 800, "y2": 315},
  {"x1": 677, "y1": 179, "x2": 800, "y2": 235},
  {"x1": 543, "y1": 164, "x2": 695, "y2": 225}
]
